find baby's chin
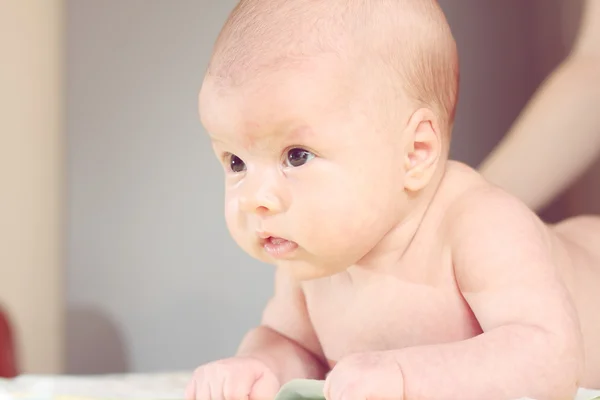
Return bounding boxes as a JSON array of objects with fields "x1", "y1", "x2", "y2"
[
  {"x1": 243, "y1": 252, "x2": 340, "y2": 281},
  {"x1": 237, "y1": 239, "x2": 354, "y2": 280},
  {"x1": 275, "y1": 258, "x2": 352, "y2": 281}
]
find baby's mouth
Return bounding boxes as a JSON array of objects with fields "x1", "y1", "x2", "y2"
[
  {"x1": 267, "y1": 237, "x2": 287, "y2": 245},
  {"x1": 261, "y1": 236, "x2": 298, "y2": 258}
]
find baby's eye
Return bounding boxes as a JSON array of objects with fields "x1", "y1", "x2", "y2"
[
  {"x1": 228, "y1": 153, "x2": 246, "y2": 173},
  {"x1": 286, "y1": 148, "x2": 315, "y2": 168}
]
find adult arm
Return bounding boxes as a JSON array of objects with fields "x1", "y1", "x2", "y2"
[{"x1": 479, "y1": 0, "x2": 600, "y2": 211}]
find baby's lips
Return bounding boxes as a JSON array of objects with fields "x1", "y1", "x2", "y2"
[{"x1": 256, "y1": 230, "x2": 272, "y2": 239}]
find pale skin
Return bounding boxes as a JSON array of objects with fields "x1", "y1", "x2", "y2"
[
  {"x1": 187, "y1": 1, "x2": 600, "y2": 399},
  {"x1": 479, "y1": 0, "x2": 600, "y2": 211}
]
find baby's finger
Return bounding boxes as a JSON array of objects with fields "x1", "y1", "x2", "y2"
[
  {"x1": 187, "y1": 375, "x2": 213, "y2": 400},
  {"x1": 205, "y1": 366, "x2": 225, "y2": 400},
  {"x1": 193, "y1": 367, "x2": 216, "y2": 400},
  {"x1": 195, "y1": 382, "x2": 212, "y2": 400},
  {"x1": 222, "y1": 369, "x2": 252, "y2": 400},
  {"x1": 185, "y1": 378, "x2": 196, "y2": 400},
  {"x1": 249, "y1": 371, "x2": 280, "y2": 400},
  {"x1": 187, "y1": 368, "x2": 209, "y2": 400},
  {"x1": 324, "y1": 366, "x2": 357, "y2": 400}
]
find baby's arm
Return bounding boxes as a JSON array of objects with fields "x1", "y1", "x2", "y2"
[
  {"x1": 478, "y1": 0, "x2": 600, "y2": 211},
  {"x1": 236, "y1": 267, "x2": 328, "y2": 384},
  {"x1": 394, "y1": 189, "x2": 584, "y2": 400}
]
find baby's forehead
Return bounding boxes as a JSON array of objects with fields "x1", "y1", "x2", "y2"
[
  {"x1": 201, "y1": 87, "x2": 333, "y2": 152},
  {"x1": 199, "y1": 61, "x2": 363, "y2": 139}
]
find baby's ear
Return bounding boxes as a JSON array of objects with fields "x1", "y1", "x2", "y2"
[{"x1": 402, "y1": 108, "x2": 443, "y2": 192}]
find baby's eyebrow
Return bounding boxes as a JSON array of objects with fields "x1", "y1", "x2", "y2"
[
  {"x1": 208, "y1": 135, "x2": 232, "y2": 148},
  {"x1": 287, "y1": 125, "x2": 315, "y2": 140},
  {"x1": 208, "y1": 123, "x2": 318, "y2": 156}
]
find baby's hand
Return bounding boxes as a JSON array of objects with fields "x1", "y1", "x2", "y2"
[
  {"x1": 324, "y1": 351, "x2": 404, "y2": 400},
  {"x1": 185, "y1": 356, "x2": 280, "y2": 400}
]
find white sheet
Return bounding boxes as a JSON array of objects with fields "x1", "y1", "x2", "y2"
[
  {"x1": 0, "y1": 372, "x2": 192, "y2": 399},
  {"x1": 0, "y1": 372, "x2": 598, "y2": 399}
]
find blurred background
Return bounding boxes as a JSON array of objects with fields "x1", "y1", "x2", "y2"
[{"x1": 1, "y1": 0, "x2": 598, "y2": 377}]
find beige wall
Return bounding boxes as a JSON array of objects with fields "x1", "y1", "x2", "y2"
[{"x1": 0, "y1": 1, "x2": 65, "y2": 373}]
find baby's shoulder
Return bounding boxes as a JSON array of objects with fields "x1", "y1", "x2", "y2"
[
  {"x1": 436, "y1": 163, "x2": 559, "y2": 295},
  {"x1": 439, "y1": 161, "x2": 549, "y2": 244}
]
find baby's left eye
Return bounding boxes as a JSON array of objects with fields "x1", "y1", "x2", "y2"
[{"x1": 285, "y1": 148, "x2": 315, "y2": 168}]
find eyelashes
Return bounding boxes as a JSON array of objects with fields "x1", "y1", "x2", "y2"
[
  {"x1": 285, "y1": 147, "x2": 315, "y2": 168},
  {"x1": 222, "y1": 147, "x2": 316, "y2": 173},
  {"x1": 224, "y1": 153, "x2": 246, "y2": 173}
]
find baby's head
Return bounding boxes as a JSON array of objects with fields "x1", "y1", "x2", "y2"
[{"x1": 199, "y1": 0, "x2": 459, "y2": 280}]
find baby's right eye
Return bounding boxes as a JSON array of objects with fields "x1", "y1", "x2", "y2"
[
  {"x1": 285, "y1": 147, "x2": 315, "y2": 168},
  {"x1": 227, "y1": 153, "x2": 246, "y2": 173}
]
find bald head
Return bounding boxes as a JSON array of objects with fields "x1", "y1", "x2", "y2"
[{"x1": 206, "y1": 0, "x2": 459, "y2": 133}]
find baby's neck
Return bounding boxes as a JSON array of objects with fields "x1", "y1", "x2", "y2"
[
  {"x1": 353, "y1": 201, "x2": 430, "y2": 272},
  {"x1": 353, "y1": 166, "x2": 447, "y2": 272}
]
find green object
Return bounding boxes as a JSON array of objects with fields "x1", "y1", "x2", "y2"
[{"x1": 274, "y1": 379, "x2": 326, "y2": 400}]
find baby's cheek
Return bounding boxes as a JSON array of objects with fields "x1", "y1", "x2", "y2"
[
  {"x1": 223, "y1": 200, "x2": 244, "y2": 242},
  {"x1": 300, "y1": 201, "x2": 359, "y2": 252}
]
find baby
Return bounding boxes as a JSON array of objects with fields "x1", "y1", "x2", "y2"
[{"x1": 187, "y1": 0, "x2": 600, "y2": 399}]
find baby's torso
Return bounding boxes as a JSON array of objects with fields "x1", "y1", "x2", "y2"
[
  {"x1": 294, "y1": 159, "x2": 600, "y2": 382},
  {"x1": 289, "y1": 162, "x2": 600, "y2": 385},
  {"x1": 300, "y1": 239, "x2": 482, "y2": 367},
  {"x1": 551, "y1": 216, "x2": 600, "y2": 387}
]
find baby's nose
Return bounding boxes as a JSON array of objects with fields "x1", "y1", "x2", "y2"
[{"x1": 238, "y1": 190, "x2": 282, "y2": 215}]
